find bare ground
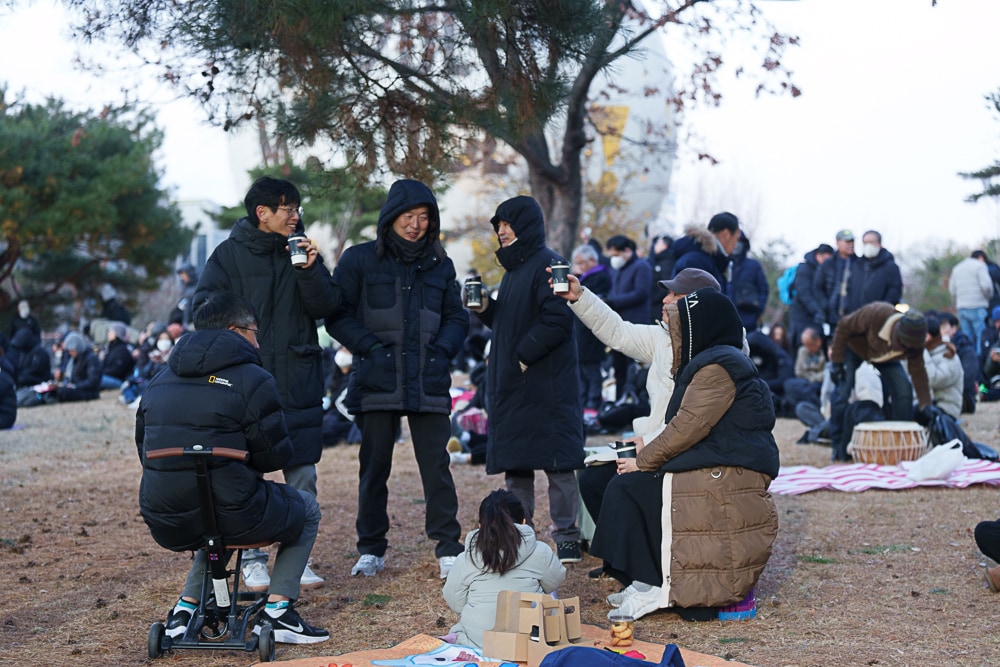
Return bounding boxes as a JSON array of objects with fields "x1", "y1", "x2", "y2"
[{"x1": 2, "y1": 391, "x2": 1000, "y2": 667}]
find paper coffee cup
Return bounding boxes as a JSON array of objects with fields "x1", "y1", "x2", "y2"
[
  {"x1": 288, "y1": 235, "x2": 308, "y2": 266},
  {"x1": 614, "y1": 440, "x2": 637, "y2": 459},
  {"x1": 551, "y1": 260, "x2": 570, "y2": 293},
  {"x1": 464, "y1": 277, "x2": 483, "y2": 308}
]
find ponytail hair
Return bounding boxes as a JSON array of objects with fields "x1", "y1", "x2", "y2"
[{"x1": 472, "y1": 489, "x2": 525, "y2": 575}]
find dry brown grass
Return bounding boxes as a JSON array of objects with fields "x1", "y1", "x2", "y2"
[{"x1": 2, "y1": 392, "x2": 1000, "y2": 666}]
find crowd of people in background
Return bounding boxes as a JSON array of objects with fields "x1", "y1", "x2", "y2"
[{"x1": 7, "y1": 174, "x2": 1000, "y2": 643}]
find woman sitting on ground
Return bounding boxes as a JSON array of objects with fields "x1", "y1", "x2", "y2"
[{"x1": 589, "y1": 288, "x2": 780, "y2": 622}]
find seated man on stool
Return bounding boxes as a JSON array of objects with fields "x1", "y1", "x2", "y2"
[{"x1": 135, "y1": 291, "x2": 329, "y2": 645}]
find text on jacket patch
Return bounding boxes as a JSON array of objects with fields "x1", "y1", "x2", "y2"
[{"x1": 208, "y1": 376, "x2": 233, "y2": 387}]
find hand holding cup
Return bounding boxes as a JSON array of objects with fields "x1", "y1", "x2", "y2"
[{"x1": 547, "y1": 267, "x2": 583, "y2": 301}]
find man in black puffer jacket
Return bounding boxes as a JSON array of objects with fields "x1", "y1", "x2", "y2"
[
  {"x1": 136, "y1": 292, "x2": 328, "y2": 645},
  {"x1": 327, "y1": 179, "x2": 467, "y2": 580},
  {"x1": 194, "y1": 176, "x2": 341, "y2": 590}
]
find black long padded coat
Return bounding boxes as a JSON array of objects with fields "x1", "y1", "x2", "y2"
[
  {"x1": 136, "y1": 329, "x2": 305, "y2": 552},
  {"x1": 475, "y1": 196, "x2": 584, "y2": 474}
]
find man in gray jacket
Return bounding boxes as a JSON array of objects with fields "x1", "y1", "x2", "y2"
[{"x1": 949, "y1": 250, "x2": 995, "y2": 352}]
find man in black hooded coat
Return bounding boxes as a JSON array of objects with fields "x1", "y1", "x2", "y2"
[
  {"x1": 469, "y1": 195, "x2": 585, "y2": 564},
  {"x1": 327, "y1": 179, "x2": 467, "y2": 579}
]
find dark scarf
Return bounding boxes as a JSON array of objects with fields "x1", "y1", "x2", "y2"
[{"x1": 386, "y1": 229, "x2": 427, "y2": 264}]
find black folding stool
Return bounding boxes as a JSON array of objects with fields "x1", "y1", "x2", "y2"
[{"x1": 145, "y1": 445, "x2": 276, "y2": 662}]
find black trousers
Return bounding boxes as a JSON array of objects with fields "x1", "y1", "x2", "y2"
[
  {"x1": 579, "y1": 463, "x2": 616, "y2": 526},
  {"x1": 975, "y1": 518, "x2": 1000, "y2": 563},
  {"x1": 356, "y1": 411, "x2": 463, "y2": 558}
]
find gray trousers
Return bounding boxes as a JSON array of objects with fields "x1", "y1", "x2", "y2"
[
  {"x1": 283, "y1": 463, "x2": 318, "y2": 497},
  {"x1": 505, "y1": 470, "x2": 581, "y2": 543},
  {"x1": 238, "y1": 464, "x2": 316, "y2": 569},
  {"x1": 181, "y1": 489, "x2": 321, "y2": 601}
]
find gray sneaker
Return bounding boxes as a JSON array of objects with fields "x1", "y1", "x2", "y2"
[
  {"x1": 241, "y1": 558, "x2": 270, "y2": 592},
  {"x1": 607, "y1": 584, "x2": 636, "y2": 608},
  {"x1": 299, "y1": 560, "x2": 324, "y2": 589},
  {"x1": 351, "y1": 553, "x2": 385, "y2": 577}
]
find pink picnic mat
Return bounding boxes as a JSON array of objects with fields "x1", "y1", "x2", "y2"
[{"x1": 771, "y1": 459, "x2": 1000, "y2": 495}]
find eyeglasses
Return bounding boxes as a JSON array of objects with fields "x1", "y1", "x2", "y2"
[
  {"x1": 237, "y1": 326, "x2": 260, "y2": 335},
  {"x1": 276, "y1": 205, "x2": 301, "y2": 217}
]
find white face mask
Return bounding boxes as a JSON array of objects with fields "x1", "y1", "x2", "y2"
[
  {"x1": 609, "y1": 255, "x2": 626, "y2": 270},
  {"x1": 18, "y1": 303, "x2": 29, "y2": 319},
  {"x1": 335, "y1": 349, "x2": 353, "y2": 370},
  {"x1": 863, "y1": 243, "x2": 880, "y2": 259},
  {"x1": 156, "y1": 338, "x2": 172, "y2": 352}
]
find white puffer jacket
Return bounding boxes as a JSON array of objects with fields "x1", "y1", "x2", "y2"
[
  {"x1": 568, "y1": 288, "x2": 674, "y2": 441},
  {"x1": 923, "y1": 342, "x2": 964, "y2": 419}
]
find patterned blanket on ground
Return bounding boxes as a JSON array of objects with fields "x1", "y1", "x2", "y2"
[
  {"x1": 771, "y1": 459, "x2": 1000, "y2": 495},
  {"x1": 262, "y1": 625, "x2": 754, "y2": 666}
]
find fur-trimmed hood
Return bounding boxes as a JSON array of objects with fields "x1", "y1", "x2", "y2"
[{"x1": 680, "y1": 224, "x2": 719, "y2": 254}]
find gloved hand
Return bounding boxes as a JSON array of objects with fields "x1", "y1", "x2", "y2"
[
  {"x1": 830, "y1": 362, "x2": 846, "y2": 385},
  {"x1": 914, "y1": 403, "x2": 936, "y2": 427}
]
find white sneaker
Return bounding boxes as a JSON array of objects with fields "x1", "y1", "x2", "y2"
[
  {"x1": 242, "y1": 559, "x2": 270, "y2": 592},
  {"x1": 609, "y1": 585, "x2": 662, "y2": 620},
  {"x1": 449, "y1": 452, "x2": 471, "y2": 464},
  {"x1": 299, "y1": 560, "x2": 324, "y2": 589},
  {"x1": 351, "y1": 553, "x2": 385, "y2": 577},
  {"x1": 607, "y1": 584, "x2": 636, "y2": 608},
  {"x1": 439, "y1": 555, "x2": 457, "y2": 579}
]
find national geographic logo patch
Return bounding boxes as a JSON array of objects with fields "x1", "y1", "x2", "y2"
[{"x1": 208, "y1": 376, "x2": 233, "y2": 387}]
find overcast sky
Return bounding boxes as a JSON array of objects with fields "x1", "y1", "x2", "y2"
[
  {"x1": 670, "y1": 0, "x2": 1000, "y2": 261},
  {"x1": 2, "y1": 0, "x2": 999, "y2": 264}
]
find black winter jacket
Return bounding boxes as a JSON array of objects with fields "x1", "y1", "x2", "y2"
[
  {"x1": 8, "y1": 327, "x2": 50, "y2": 387},
  {"x1": 854, "y1": 248, "x2": 902, "y2": 308},
  {"x1": 607, "y1": 255, "x2": 653, "y2": 325},
  {"x1": 0, "y1": 369, "x2": 15, "y2": 429},
  {"x1": 101, "y1": 338, "x2": 135, "y2": 382},
  {"x1": 727, "y1": 247, "x2": 768, "y2": 332},
  {"x1": 814, "y1": 253, "x2": 860, "y2": 327},
  {"x1": 64, "y1": 347, "x2": 103, "y2": 398},
  {"x1": 476, "y1": 197, "x2": 584, "y2": 474},
  {"x1": 136, "y1": 329, "x2": 304, "y2": 552},
  {"x1": 576, "y1": 266, "x2": 612, "y2": 364},
  {"x1": 789, "y1": 250, "x2": 825, "y2": 328},
  {"x1": 194, "y1": 218, "x2": 341, "y2": 468},
  {"x1": 327, "y1": 179, "x2": 468, "y2": 414},
  {"x1": 670, "y1": 225, "x2": 730, "y2": 292}
]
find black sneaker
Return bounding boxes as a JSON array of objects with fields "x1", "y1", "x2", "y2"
[
  {"x1": 556, "y1": 541, "x2": 582, "y2": 563},
  {"x1": 255, "y1": 604, "x2": 330, "y2": 644},
  {"x1": 587, "y1": 566, "x2": 607, "y2": 579},
  {"x1": 165, "y1": 607, "x2": 192, "y2": 639}
]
